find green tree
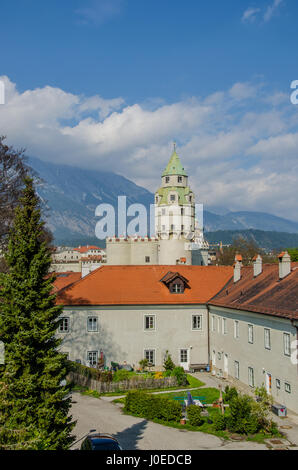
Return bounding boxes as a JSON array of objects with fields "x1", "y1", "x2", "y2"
[
  {"x1": 163, "y1": 350, "x2": 175, "y2": 371},
  {"x1": 288, "y1": 248, "x2": 298, "y2": 262},
  {"x1": 0, "y1": 177, "x2": 75, "y2": 450}
]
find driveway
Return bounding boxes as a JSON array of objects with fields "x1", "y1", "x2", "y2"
[{"x1": 70, "y1": 392, "x2": 267, "y2": 450}]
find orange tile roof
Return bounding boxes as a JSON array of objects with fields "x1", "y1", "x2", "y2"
[
  {"x1": 74, "y1": 245, "x2": 101, "y2": 254},
  {"x1": 56, "y1": 265, "x2": 233, "y2": 306},
  {"x1": 209, "y1": 263, "x2": 298, "y2": 320},
  {"x1": 52, "y1": 272, "x2": 82, "y2": 292}
]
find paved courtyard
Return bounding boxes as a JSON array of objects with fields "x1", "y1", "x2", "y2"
[{"x1": 70, "y1": 392, "x2": 268, "y2": 450}]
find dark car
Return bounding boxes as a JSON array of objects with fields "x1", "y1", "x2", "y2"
[{"x1": 80, "y1": 433, "x2": 122, "y2": 450}]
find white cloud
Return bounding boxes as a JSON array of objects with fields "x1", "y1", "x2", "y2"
[
  {"x1": 0, "y1": 75, "x2": 297, "y2": 221},
  {"x1": 242, "y1": 7, "x2": 261, "y2": 23},
  {"x1": 264, "y1": 0, "x2": 283, "y2": 22}
]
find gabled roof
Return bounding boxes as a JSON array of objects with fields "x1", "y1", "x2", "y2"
[
  {"x1": 162, "y1": 150, "x2": 187, "y2": 177},
  {"x1": 209, "y1": 263, "x2": 298, "y2": 320},
  {"x1": 56, "y1": 265, "x2": 233, "y2": 306},
  {"x1": 160, "y1": 271, "x2": 189, "y2": 285},
  {"x1": 74, "y1": 245, "x2": 101, "y2": 253},
  {"x1": 52, "y1": 272, "x2": 82, "y2": 292}
]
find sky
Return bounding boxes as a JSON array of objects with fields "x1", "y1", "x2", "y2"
[{"x1": 0, "y1": 0, "x2": 298, "y2": 220}]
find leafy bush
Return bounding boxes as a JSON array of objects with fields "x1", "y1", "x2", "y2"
[
  {"x1": 213, "y1": 413, "x2": 226, "y2": 431},
  {"x1": 113, "y1": 369, "x2": 131, "y2": 382},
  {"x1": 227, "y1": 394, "x2": 255, "y2": 434},
  {"x1": 172, "y1": 367, "x2": 188, "y2": 386},
  {"x1": 139, "y1": 359, "x2": 149, "y2": 371},
  {"x1": 163, "y1": 350, "x2": 175, "y2": 371},
  {"x1": 187, "y1": 405, "x2": 203, "y2": 427},
  {"x1": 224, "y1": 386, "x2": 238, "y2": 403},
  {"x1": 124, "y1": 391, "x2": 182, "y2": 423}
]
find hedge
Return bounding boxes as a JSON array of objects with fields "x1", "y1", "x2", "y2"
[{"x1": 124, "y1": 391, "x2": 182, "y2": 422}]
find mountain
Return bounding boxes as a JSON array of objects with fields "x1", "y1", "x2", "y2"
[
  {"x1": 203, "y1": 210, "x2": 298, "y2": 233},
  {"x1": 28, "y1": 157, "x2": 154, "y2": 246},
  {"x1": 27, "y1": 157, "x2": 298, "y2": 245},
  {"x1": 205, "y1": 230, "x2": 298, "y2": 251}
]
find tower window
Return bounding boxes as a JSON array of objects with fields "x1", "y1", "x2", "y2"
[
  {"x1": 165, "y1": 176, "x2": 170, "y2": 183},
  {"x1": 178, "y1": 176, "x2": 182, "y2": 183},
  {"x1": 170, "y1": 194, "x2": 176, "y2": 201}
]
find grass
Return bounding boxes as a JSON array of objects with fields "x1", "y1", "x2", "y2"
[{"x1": 156, "y1": 387, "x2": 220, "y2": 404}]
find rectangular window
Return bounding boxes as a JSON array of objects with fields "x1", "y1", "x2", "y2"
[
  {"x1": 283, "y1": 333, "x2": 291, "y2": 356},
  {"x1": 145, "y1": 256, "x2": 150, "y2": 263},
  {"x1": 276, "y1": 379, "x2": 281, "y2": 389},
  {"x1": 165, "y1": 177, "x2": 170, "y2": 183},
  {"x1": 59, "y1": 317, "x2": 69, "y2": 333},
  {"x1": 144, "y1": 349, "x2": 155, "y2": 366},
  {"x1": 87, "y1": 316, "x2": 98, "y2": 332},
  {"x1": 264, "y1": 328, "x2": 271, "y2": 350},
  {"x1": 222, "y1": 318, "x2": 227, "y2": 335},
  {"x1": 248, "y1": 324, "x2": 254, "y2": 344},
  {"x1": 192, "y1": 315, "x2": 202, "y2": 330},
  {"x1": 87, "y1": 351, "x2": 98, "y2": 367},
  {"x1": 234, "y1": 320, "x2": 239, "y2": 339},
  {"x1": 248, "y1": 367, "x2": 254, "y2": 387},
  {"x1": 171, "y1": 283, "x2": 184, "y2": 293},
  {"x1": 217, "y1": 317, "x2": 220, "y2": 333},
  {"x1": 234, "y1": 361, "x2": 240, "y2": 380},
  {"x1": 170, "y1": 195, "x2": 175, "y2": 201},
  {"x1": 144, "y1": 315, "x2": 155, "y2": 330},
  {"x1": 178, "y1": 176, "x2": 183, "y2": 183},
  {"x1": 180, "y1": 349, "x2": 188, "y2": 363},
  {"x1": 162, "y1": 209, "x2": 166, "y2": 215},
  {"x1": 285, "y1": 382, "x2": 291, "y2": 394},
  {"x1": 170, "y1": 224, "x2": 175, "y2": 230},
  {"x1": 218, "y1": 352, "x2": 222, "y2": 360}
]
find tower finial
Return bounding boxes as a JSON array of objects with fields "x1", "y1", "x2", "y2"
[{"x1": 173, "y1": 140, "x2": 176, "y2": 152}]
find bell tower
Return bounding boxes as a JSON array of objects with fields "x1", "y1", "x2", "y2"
[{"x1": 155, "y1": 145, "x2": 196, "y2": 265}]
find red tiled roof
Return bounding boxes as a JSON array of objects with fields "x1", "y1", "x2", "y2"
[
  {"x1": 209, "y1": 263, "x2": 298, "y2": 320},
  {"x1": 56, "y1": 265, "x2": 233, "y2": 306},
  {"x1": 52, "y1": 272, "x2": 82, "y2": 292},
  {"x1": 74, "y1": 245, "x2": 101, "y2": 254}
]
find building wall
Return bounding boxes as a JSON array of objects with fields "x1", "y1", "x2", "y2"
[
  {"x1": 106, "y1": 238, "x2": 159, "y2": 265},
  {"x1": 50, "y1": 262, "x2": 81, "y2": 273},
  {"x1": 58, "y1": 304, "x2": 209, "y2": 370},
  {"x1": 209, "y1": 305, "x2": 298, "y2": 414}
]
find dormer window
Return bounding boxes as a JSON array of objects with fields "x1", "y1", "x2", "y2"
[
  {"x1": 171, "y1": 283, "x2": 184, "y2": 293},
  {"x1": 160, "y1": 271, "x2": 189, "y2": 294}
]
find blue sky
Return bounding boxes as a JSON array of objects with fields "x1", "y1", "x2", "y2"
[
  {"x1": 1, "y1": 0, "x2": 298, "y2": 220},
  {"x1": 1, "y1": 0, "x2": 297, "y2": 102}
]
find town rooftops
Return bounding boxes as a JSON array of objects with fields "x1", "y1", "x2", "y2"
[
  {"x1": 52, "y1": 272, "x2": 82, "y2": 292},
  {"x1": 55, "y1": 265, "x2": 233, "y2": 306},
  {"x1": 209, "y1": 262, "x2": 298, "y2": 320},
  {"x1": 74, "y1": 245, "x2": 101, "y2": 254}
]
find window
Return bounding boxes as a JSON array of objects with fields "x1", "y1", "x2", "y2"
[
  {"x1": 178, "y1": 176, "x2": 183, "y2": 183},
  {"x1": 181, "y1": 208, "x2": 184, "y2": 215},
  {"x1": 59, "y1": 317, "x2": 69, "y2": 333},
  {"x1": 144, "y1": 315, "x2": 155, "y2": 330},
  {"x1": 87, "y1": 316, "x2": 98, "y2": 332},
  {"x1": 217, "y1": 317, "x2": 220, "y2": 333},
  {"x1": 218, "y1": 352, "x2": 222, "y2": 360},
  {"x1": 248, "y1": 367, "x2": 254, "y2": 387},
  {"x1": 162, "y1": 225, "x2": 166, "y2": 231},
  {"x1": 145, "y1": 256, "x2": 150, "y2": 263},
  {"x1": 234, "y1": 361, "x2": 240, "y2": 380},
  {"x1": 170, "y1": 224, "x2": 175, "y2": 231},
  {"x1": 165, "y1": 176, "x2": 170, "y2": 183},
  {"x1": 181, "y1": 225, "x2": 184, "y2": 231},
  {"x1": 222, "y1": 318, "x2": 227, "y2": 335},
  {"x1": 162, "y1": 208, "x2": 166, "y2": 215},
  {"x1": 171, "y1": 283, "x2": 184, "y2": 293},
  {"x1": 87, "y1": 351, "x2": 98, "y2": 367},
  {"x1": 180, "y1": 349, "x2": 188, "y2": 363},
  {"x1": 170, "y1": 194, "x2": 176, "y2": 202},
  {"x1": 285, "y1": 382, "x2": 291, "y2": 393},
  {"x1": 248, "y1": 324, "x2": 254, "y2": 344},
  {"x1": 192, "y1": 315, "x2": 202, "y2": 330},
  {"x1": 212, "y1": 316, "x2": 216, "y2": 332},
  {"x1": 144, "y1": 349, "x2": 155, "y2": 366},
  {"x1": 283, "y1": 333, "x2": 291, "y2": 356},
  {"x1": 276, "y1": 379, "x2": 281, "y2": 389},
  {"x1": 264, "y1": 328, "x2": 271, "y2": 350},
  {"x1": 234, "y1": 320, "x2": 239, "y2": 339}
]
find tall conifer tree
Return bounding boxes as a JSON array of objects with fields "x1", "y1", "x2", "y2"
[{"x1": 0, "y1": 177, "x2": 75, "y2": 449}]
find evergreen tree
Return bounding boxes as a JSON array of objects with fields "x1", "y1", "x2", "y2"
[{"x1": 0, "y1": 177, "x2": 75, "y2": 450}]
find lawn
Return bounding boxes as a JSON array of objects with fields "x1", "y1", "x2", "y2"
[{"x1": 157, "y1": 387, "x2": 221, "y2": 404}]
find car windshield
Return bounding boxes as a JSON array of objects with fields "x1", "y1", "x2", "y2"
[{"x1": 91, "y1": 439, "x2": 121, "y2": 450}]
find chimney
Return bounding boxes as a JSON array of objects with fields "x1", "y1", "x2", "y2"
[
  {"x1": 234, "y1": 254, "x2": 242, "y2": 283},
  {"x1": 278, "y1": 251, "x2": 291, "y2": 279},
  {"x1": 253, "y1": 254, "x2": 262, "y2": 277}
]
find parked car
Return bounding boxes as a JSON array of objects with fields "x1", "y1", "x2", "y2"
[{"x1": 80, "y1": 433, "x2": 122, "y2": 450}]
